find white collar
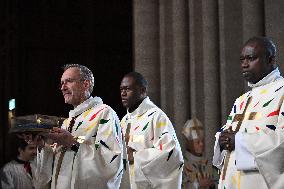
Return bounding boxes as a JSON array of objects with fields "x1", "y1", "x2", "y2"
[
  {"x1": 69, "y1": 96, "x2": 103, "y2": 117},
  {"x1": 126, "y1": 97, "x2": 156, "y2": 119},
  {"x1": 248, "y1": 68, "x2": 282, "y2": 88}
]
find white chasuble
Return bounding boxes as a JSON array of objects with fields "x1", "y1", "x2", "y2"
[
  {"x1": 213, "y1": 68, "x2": 284, "y2": 189},
  {"x1": 51, "y1": 96, "x2": 123, "y2": 189},
  {"x1": 120, "y1": 97, "x2": 184, "y2": 189}
]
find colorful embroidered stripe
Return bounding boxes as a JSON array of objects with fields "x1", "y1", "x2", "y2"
[
  {"x1": 227, "y1": 115, "x2": 232, "y2": 121},
  {"x1": 267, "y1": 110, "x2": 280, "y2": 117},
  {"x1": 263, "y1": 98, "x2": 274, "y2": 107},
  {"x1": 84, "y1": 121, "x2": 98, "y2": 132},
  {"x1": 240, "y1": 101, "x2": 245, "y2": 110},
  {"x1": 115, "y1": 122, "x2": 119, "y2": 135},
  {"x1": 266, "y1": 125, "x2": 276, "y2": 131},
  {"x1": 83, "y1": 108, "x2": 92, "y2": 118},
  {"x1": 95, "y1": 143, "x2": 99, "y2": 150},
  {"x1": 167, "y1": 149, "x2": 173, "y2": 161},
  {"x1": 100, "y1": 140, "x2": 110, "y2": 149},
  {"x1": 89, "y1": 108, "x2": 105, "y2": 121},
  {"x1": 260, "y1": 89, "x2": 268, "y2": 94},
  {"x1": 157, "y1": 122, "x2": 166, "y2": 128},
  {"x1": 275, "y1": 86, "x2": 283, "y2": 92},
  {"x1": 75, "y1": 121, "x2": 83, "y2": 131},
  {"x1": 110, "y1": 155, "x2": 118, "y2": 163},
  {"x1": 159, "y1": 143, "x2": 163, "y2": 150},
  {"x1": 100, "y1": 119, "x2": 109, "y2": 124},
  {"x1": 148, "y1": 111, "x2": 156, "y2": 117},
  {"x1": 142, "y1": 122, "x2": 149, "y2": 131}
]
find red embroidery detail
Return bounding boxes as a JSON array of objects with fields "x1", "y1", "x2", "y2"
[
  {"x1": 89, "y1": 108, "x2": 105, "y2": 121},
  {"x1": 267, "y1": 110, "x2": 280, "y2": 117},
  {"x1": 253, "y1": 101, "x2": 260, "y2": 108},
  {"x1": 255, "y1": 126, "x2": 260, "y2": 130},
  {"x1": 240, "y1": 101, "x2": 244, "y2": 110},
  {"x1": 160, "y1": 143, "x2": 163, "y2": 151},
  {"x1": 134, "y1": 126, "x2": 140, "y2": 131}
]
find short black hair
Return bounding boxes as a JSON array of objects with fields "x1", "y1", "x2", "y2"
[
  {"x1": 15, "y1": 136, "x2": 29, "y2": 151},
  {"x1": 124, "y1": 71, "x2": 148, "y2": 89},
  {"x1": 244, "y1": 36, "x2": 276, "y2": 58}
]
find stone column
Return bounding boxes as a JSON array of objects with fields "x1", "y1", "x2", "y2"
[
  {"x1": 241, "y1": 0, "x2": 264, "y2": 41},
  {"x1": 202, "y1": 0, "x2": 220, "y2": 160},
  {"x1": 189, "y1": 0, "x2": 205, "y2": 123},
  {"x1": 171, "y1": 0, "x2": 190, "y2": 149},
  {"x1": 133, "y1": 0, "x2": 160, "y2": 105},
  {"x1": 218, "y1": 0, "x2": 244, "y2": 123},
  {"x1": 159, "y1": 0, "x2": 174, "y2": 116},
  {"x1": 265, "y1": 0, "x2": 284, "y2": 72}
]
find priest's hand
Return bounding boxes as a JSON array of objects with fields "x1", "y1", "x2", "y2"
[
  {"x1": 219, "y1": 127, "x2": 236, "y2": 152},
  {"x1": 42, "y1": 127, "x2": 76, "y2": 148}
]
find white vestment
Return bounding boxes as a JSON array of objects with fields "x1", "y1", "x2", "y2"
[
  {"x1": 42, "y1": 96, "x2": 124, "y2": 189},
  {"x1": 213, "y1": 68, "x2": 284, "y2": 189},
  {"x1": 0, "y1": 147, "x2": 53, "y2": 189},
  {"x1": 120, "y1": 97, "x2": 184, "y2": 189}
]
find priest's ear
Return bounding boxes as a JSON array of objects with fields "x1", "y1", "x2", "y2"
[
  {"x1": 82, "y1": 80, "x2": 91, "y2": 90},
  {"x1": 140, "y1": 86, "x2": 147, "y2": 98},
  {"x1": 268, "y1": 55, "x2": 277, "y2": 69}
]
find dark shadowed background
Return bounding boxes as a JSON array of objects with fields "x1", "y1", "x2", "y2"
[{"x1": 0, "y1": 0, "x2": 132, "y2": 167}]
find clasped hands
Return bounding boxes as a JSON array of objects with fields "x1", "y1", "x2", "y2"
[{"x1": 219, "y1": 126, "x2": 236, "y2": 152}]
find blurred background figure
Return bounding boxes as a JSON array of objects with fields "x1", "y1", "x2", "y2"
[
  {"x1": 0, "y1": 135, "x2": 50, "y2": 189},
  {"x1": 182, "y1": 118, "x2": 217, "y2": 189}
]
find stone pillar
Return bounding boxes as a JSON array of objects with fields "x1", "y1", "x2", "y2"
[
  {"x1": 241, "y1": 0, "x2": 264, "y2": 41},
  {"x1": 202, "y1": 0, "x2": 220, "y2": 160},
  {"x1": 159, "y1": 0, "x2": 174, "y2": 116},
  {"x1": 265, "y1": 0, "x2": 284, "y2": 72},
  {"x1": 133, "y1": 0, "x2": 160, "y2": 105},
  {"x1": 189, "y1": 0, "x2": 205, "y2": 124},
  {"x1": 218, "y1": 0, "x2": 244, "y2": 124},
  {"x1": 171, "y1": 0, "x2": 190, "y2": 149}
]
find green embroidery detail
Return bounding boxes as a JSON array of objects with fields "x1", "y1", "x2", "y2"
[
  {"x1": 142, "y1": 122, "x2": 149, "y2": 131},
  {"x1": 227, "y1": 115, "x2": 232, "y2": 121},
  {"x1": 245, "y1": 128, "x2": 247, "y2": 132},
  {"x1": 95, "y1": 144, "x2": 100, "y2": 150},
  {"x1": 75, "y1": 121, "x2": 83, "y2": 131},
  {"x1": 263, "y1": 98, "x2": 274, "y2": 107},
  {"x1": 99, "y1": 119, "x2": 109, "y2": 124}
]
